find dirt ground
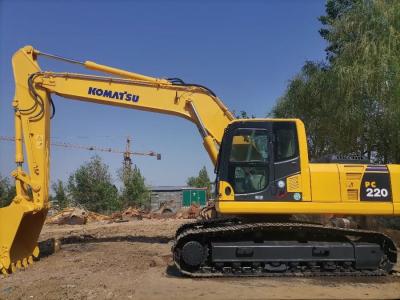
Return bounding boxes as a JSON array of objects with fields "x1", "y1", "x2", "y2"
[{"x1": 1, "y1": 219, "x2": 399, "y2": 300}]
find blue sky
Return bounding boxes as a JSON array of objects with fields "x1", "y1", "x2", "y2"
[{"x1": 0, "y1": 0, "x2": 327, "y2": 187}]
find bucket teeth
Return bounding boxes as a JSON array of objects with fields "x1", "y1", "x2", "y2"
[
  {"x1": 10, "y1": 263, "x2": 16, "y2": 273},
  {"x1": 16, "y1": 260, "x2": 22, "y2": 270},
  {"x1": 33, "y1": 246, "x2": 40, "y2": 258},
  {"x1": 0, "y1": 263, "x2": 5, "y2": 276},
  {"x1": 1, "y1": 254, "x2": 37, "y2": 277},
  {"x1": 22, "y1": 258, "x2": 28, "y2": 268}
]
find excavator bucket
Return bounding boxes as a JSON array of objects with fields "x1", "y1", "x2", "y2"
[{"x1": 0, "y1": 202, "x2": 47, "y2": 275}]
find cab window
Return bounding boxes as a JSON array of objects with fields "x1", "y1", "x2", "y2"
[
  {"x1": 230, "y1": 129, "x2": 269, "y2": 162},
  {"x1": 228, "y1": 129, "x2": 269, "y2": 194},
  {"x1": 273, "y1": 122, "x2": 299, "y2": 162}
]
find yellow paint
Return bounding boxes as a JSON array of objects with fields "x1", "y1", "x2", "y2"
[
  {"x1": 0, "y1": 45, "x2": 236, "y2": 274},
  {"x1": 38, "y1": 73, "x2": 233, "y2": 158},
  {"x1": 217, "y1": 201, "x2": 394, "y2": 215},
  {"x1": 218, "y1": 181, "x2": 235, "y2": 201},
  {"x1": 388, "y1": 165, "x2": 400, "y2": 204},
  {"x1": 337, "y1": 164, "x2": 364, "y2": 202},
  {"x1": 388, "y1": 165, "x2": 400, "y2": 214},
  {"x1": 309, "y1": 164, "x2": 341, "y2": 202},
  {"x1": 310, "y1": 164, "x2": 342, "y2": 202},
  {"x1": 83, "y1": 61, "x2": 171, "y2": 84},
  {"x1": 2, "y1": 45, "x2": 400, "y2": 275},
  {"x1": 296, "y1": 120, "x2": 312, "y2": 201},
  {"x1": 286, "y1": 174, "x2": 301, "y2": 192}
]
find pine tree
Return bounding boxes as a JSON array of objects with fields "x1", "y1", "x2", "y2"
[{"x1": 118, "y1": 165, "x2": 149, "y2": 208}]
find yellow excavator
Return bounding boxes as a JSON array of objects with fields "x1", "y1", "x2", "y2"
[{"x1": 0, "y1": 46, "x2": 398, "y2": 276}]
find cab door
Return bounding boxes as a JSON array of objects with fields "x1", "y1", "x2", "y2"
[
  {"x1": 217, "y1": 121, "x2": 273, "y2": 201},
  {"x1": 217, "y1": 121, "x2": 301, "y2": 202}
]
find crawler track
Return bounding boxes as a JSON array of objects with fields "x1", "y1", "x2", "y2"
[{"x1": 172, "y1": 219, "x2": 397, "y2": 277}]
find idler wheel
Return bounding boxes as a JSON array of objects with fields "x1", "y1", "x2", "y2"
[{"x1": 181, "y1": 241, "x2": 206, "y2": 267}]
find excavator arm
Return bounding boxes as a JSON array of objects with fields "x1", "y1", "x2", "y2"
[{"x1": 0, "y1": 45, "x2": 234, "y2": 275}]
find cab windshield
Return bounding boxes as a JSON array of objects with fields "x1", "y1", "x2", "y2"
[
  {"x1": 230, "y1": 129, "x2": 269, "y2": 162},
  {"x1": 228, "y1": 129, "x2": 269, "y2": 194}
]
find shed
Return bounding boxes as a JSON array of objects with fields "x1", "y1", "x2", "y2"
[{"x1": 149, "y1": 186, "x2": 207, "y2": 213}]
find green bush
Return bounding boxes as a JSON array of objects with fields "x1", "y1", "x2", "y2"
[
  {"x1": 67, "y1": 155, "x2": 121, "y2": 213},
  {"x1": 0, "y1": 175, "x2": 16, "y2": 208}
]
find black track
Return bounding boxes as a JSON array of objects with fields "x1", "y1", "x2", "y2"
[{"x1": 172, "y1": 218, "x2": 397, "y2": 277}]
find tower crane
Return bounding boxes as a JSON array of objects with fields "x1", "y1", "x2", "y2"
[{"x1": 0, "y1": 135, "x2": 161, "y2": 163}]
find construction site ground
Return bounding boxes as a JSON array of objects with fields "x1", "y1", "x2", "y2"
[{"x1": 1, "y1": 219, "x2": 399, "y2": 300}]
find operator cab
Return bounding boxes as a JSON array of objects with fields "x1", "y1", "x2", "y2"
[{"x1": 216, "y1": 120, "x2": 301, "y2": 201}]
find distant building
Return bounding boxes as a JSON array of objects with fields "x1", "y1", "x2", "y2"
[{"x1": 149, "y1": 186, "x2": 207, "y2": 213}]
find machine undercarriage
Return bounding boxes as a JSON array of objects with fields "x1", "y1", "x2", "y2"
[{"x1": 173, "y1": 218, "x2": 397, "y2": 277}]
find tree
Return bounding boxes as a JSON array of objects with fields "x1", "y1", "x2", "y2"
[
  {"x1": 328, "y1": 0, "x2": 400, "y2": 163},
  {"x1": 233, "y1": 110, "x2": 256, "y2": 119},
  {"x1": 186, "y1": 166, "x2": 211, "y2": 193},
  {"x1": 272, "y1": 0, "x2": 400, "y2": 163},
  {"x1": 68, "y1": 155, "x2": 120, "y2": 213},
  {"x1": 118, "y1": 165, "x2": 149, "y2": 208},
  {"x1": 319, "y1": 0, "x2": 359, "y2": 62},
  {"x1": 0, "y1": 175, "x2": 16, "y2": 208},
  {"x1": 51, "y1": 180, "x2": 70, "y2": 209}
]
